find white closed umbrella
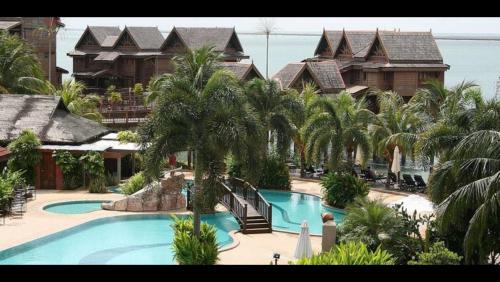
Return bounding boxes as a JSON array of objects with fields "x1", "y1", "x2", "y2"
[
  {"x1": 294, "y1": 220, "x2": 313, "y2": 259},
  {"x1": 391, "y1": 146, "x2": 401, "y2": 183},
  {"x1": 355, "y1": 146, "x2": 363, "y2": 166}
]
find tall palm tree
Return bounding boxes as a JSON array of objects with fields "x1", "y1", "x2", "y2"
[
  {"x1": 258, "y1": 18, "x2": 277, "y2": 79},
  {"x1": 0, "y1": 31, "x2": 43, "y2": 94},
  {"x1": 432, "y1": 129, "x2": 500, "y2": 264},
  {"x1": 139, "y1": 46, "x2": 262, "y2": 237},
  {"x1": 244, "y1": 78, "x2": 304, "y2": 160},
  {"x1": 302, "y1": 91, "x2": 374, "y2": 170},
  {"x1": 370, "y1": 91, "x2": 423, "y2": 178}
]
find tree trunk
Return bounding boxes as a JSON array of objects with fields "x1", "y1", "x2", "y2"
[
  {"x1": 192, "y1": 149, "x2": 202, "y2": 237},
  {"x1": 187, "y1": 149, "x2": 192, "y2": 169}
]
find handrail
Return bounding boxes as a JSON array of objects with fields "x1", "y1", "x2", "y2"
[
  {"x1": 228, "y1": 177, "x2": 272, "y2": 227},
  {"x1": 217, "y1": 179, "x2": 248, "y2": 232}
]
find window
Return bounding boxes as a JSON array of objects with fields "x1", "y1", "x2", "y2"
[
  {"x1": 383, "y1": 72, "x2": 394, "y2": 82},
  {"x1": 419, "y1": 72, "x2": 440, "y2": 82},
  {"x1": 363, "y1": 72, "x2": 367, "y2": 81}
]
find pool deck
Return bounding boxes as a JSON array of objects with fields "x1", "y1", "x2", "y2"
[{"x1": 0, "y1": 172, "x2": 421, "y2": 265}]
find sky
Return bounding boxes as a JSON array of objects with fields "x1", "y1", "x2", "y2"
[{"x1": 61, "y1": 17, "x2": 500, "y2": 34}]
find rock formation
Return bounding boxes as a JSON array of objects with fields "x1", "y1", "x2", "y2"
[{"x1": 102, "y1": 173, "x2": 186, "y2": 212}]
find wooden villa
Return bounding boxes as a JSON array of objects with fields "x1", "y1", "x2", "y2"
[
  {"x1": 0, "y1": 17, "x2": 68, "y2": 86},
  {"x1": 0, "y1": 95, "x2": 140, "y2": 190},
  {"x1": 220, "y1": 62, "x2": 263, "y2": 81},
  {"x1": 274, "y1": 29, "x2": 449, "y2": 99}
]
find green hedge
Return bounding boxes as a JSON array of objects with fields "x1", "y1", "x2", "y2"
[{"x1": 320, "y1": 172, "x2": 369, "y2": 208}]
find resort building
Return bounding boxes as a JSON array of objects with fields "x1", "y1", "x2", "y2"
[
  {"x1": 220, "y1": 62, "x2": 263, "y2": 81},
  {"x1": 274, "y1": 29, "x2": 449, "y2": 98},
  {"x1": 0, "y1": 95, "x2": 138, "y2": 190},
  {"x1": 272, "y1": 61, "x2": 345, "y2": 94},
  {"x1": 0, "y1": 17, "x2": 68, "y2": 86},
  {"x1": 68, "y1": 26, "x2": 251, "y2": 92},
  {"x1": 0, "y1": 147, "x2": 10, "y2": 172}
]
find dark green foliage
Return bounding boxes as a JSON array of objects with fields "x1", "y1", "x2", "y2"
[
  {"x1": 52, "y1": 150, "x2": 82, "y2": 189},
  {"x1": 408, "y1": 241, "x2": 462, "y2": 265},
  {"x1": 7, "y1": 130, "x2": 41, "y2": 185},
  {"x1": 80, "y1": 151, "x2": 106, "y2": 193},
  {"x1": 295, "y1": 241, "x2": 395, "y2": 265},
  {"x1": 320, "y1": 172, "x2": 369, "y2": 208},
  {"x1": 0, "y1": 169, "x2": 25, "y2": 209},
  {"x1": 171, "y1": 216, "x2": 219, "y2": 265},
  {"x1": 258, "y1": 154, "x2": 291, "y2": 190}
]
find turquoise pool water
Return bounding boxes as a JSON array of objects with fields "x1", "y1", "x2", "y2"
[
  {"x1": 0, "y1": 213, "x2": 239, "y2": 265},
  {"x1": 260, "y1": 190, "x2": 345, "y2": 235},
  {"x1": 43, "y1": 200, "x2": 110, "y2": 214}
]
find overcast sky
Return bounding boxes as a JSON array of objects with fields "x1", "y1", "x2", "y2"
[{"x1": 61, "y1": 17, "x2": 500, "y2": 34}]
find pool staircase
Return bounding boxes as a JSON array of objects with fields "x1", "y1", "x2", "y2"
[{"x1": 187, "y1": 177, "x2": 273, "y2": 234}]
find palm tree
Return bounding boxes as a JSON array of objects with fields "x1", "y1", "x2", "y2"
[
  {"x1": 370, "y1": 91, "x2": 423, "y2": 179},
  {"x1": 244, "y1": 78, "x2": 304, "y2": 160},
  {"x1": 302, "y1": 91, "x2": 374, "y2": 170},
  {"x1": 139, "y1": 46, "x2": 262, "y2": 237},
  {"x1": 33, "y1": 17, "x2": 64, "y2": 84},
  {"x1": 432, "y1": 129, "x2": 500, "y2": 264},
  {"x1": 257, "y1": 18, "x2": 277, "y2": 79},
  {"x1": 0, "y1": 31, "x2": 43, "y2": 94}
]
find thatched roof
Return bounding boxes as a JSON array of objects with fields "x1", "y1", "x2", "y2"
[
  {"x1": 164, "y1": 27, "x2": 244, "y2": 53},
  {"x1": 220, "y1": 62, "x2": 263, "y2": 81},
  {"x1": 0, "y1": 95, "x2": 110, "y2": 145},
  {"x1": 272, "y1": 61, "x2": 344, "y2": 92}
]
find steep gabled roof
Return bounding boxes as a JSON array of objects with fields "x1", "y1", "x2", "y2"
[
  {"x1": 272, "y1": 61, "x2": 344, "y2": 91},
  {"x1": 163, "y1": 27, "x2": 244, "y2": 52},
  {"x1": 124, "y1": 26, "x2": 164, "y2": 50},
  {"x1": 306, "y1": 61, "x2": 345, "y2": 90},
  {"x1": 0, "y1": 95, "x2": 109, "y2": 144},
  {"x1": 220, "y1": 62, "x2": 264, "y2": 81},
  {"x1": 272, "y1": 63, "x2": 305, "y2": 90},
  {"x1": 378, "y1": 31, "x2": 443, "y2": 62},
  {"x1": 345, "y1": 31, "x2": 377, "y2": 58},
  {"x1": 80, "y1": 26, "x2": 122, "y2": 48}
]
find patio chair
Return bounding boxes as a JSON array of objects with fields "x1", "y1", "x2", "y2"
[
  {"x1": 26, "y1": 185, "x2": 36, "y2": 200},
  {"x1": 401, "y1": 174, "x2": 417, "y2": 192},
  {"x1": 413, "y1": 174, "x2": 427, "y2": 193}
]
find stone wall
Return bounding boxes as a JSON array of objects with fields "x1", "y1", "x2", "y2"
[{"x1": 102, "y1": 173, "x2": 186, "y2": 212}]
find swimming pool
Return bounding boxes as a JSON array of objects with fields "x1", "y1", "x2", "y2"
[
  {"x1": 260, "y1": 190, "x2": 345, "y2": 235},
  {"x1": 0, "y1": 213, "x2": 239, "y2": 265},
  {"x1": 43, "y1": 200, "x2": 110, "y2": 214}
]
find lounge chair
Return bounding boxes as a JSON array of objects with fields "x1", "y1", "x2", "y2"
[
  {"x1": 365, "y1": 169, "x2": 387, "y2": 183},
  {"x1": 401, "y1": 174, "x2": 417, "y2": 192},
  {"x1": 387, "y1": 172, "x2": 399, "y2": 188},
  {"x1": 413, "y1": 174, "x2": 427, "y2": 193}
]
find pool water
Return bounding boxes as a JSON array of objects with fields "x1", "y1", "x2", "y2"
[
  {"x1": 43, "y1": 201, "x2": 110, "y2": 214},
  {"x1": 260, "y1": 190, "x2": 345, "y2": 235},
  {"x1": 0, "y1": 213, "x2": 239, "y2": 265}
]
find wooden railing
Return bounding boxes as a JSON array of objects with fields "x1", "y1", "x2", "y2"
[
  {"x1": 218, "y1": 180, "x2": 248, "y2": 231},
  {"x1": 227, "y1": 177, "x2": 272, "y2": 227}
]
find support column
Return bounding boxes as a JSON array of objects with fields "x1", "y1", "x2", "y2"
[{"x1": 116, "y1": 157, "x2": 122, "y2": 181}]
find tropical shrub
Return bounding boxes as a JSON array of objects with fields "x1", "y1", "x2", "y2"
[
  {"x1": 117, "y1": 130, "x2": 139, "y2": 143},
  {"x1": 7, "y1": 130, "x2": 41, "y2": 185},
  {"x1": 105, "y1": 171, "x2": 120, "y2": 187},
  {"x1": 258, "y1": 154, "x2": 291, "y2": 190},
  {"x1": 52, "y1": 150, "x2": 81, "y2": 189},
  {"x1": 0, "y1": 169, "x2": 25, "y2": 208},
  {"x1": 408, "y1": 241, "x2": 462, "y2": 265},
  {"x1": 320, "y1": 172, "x2": 369, "y2": 208},
  {"x1": 295, "y1": 241, "x2": 395, "y2": 265},
  {"x1": 121, "y1": 172, "x2": 146, "y2": 195},
  {"x1": 339, "y1": 198, "x2": 405, "y2": 254},
  {"x1": 171, "y1": 216, "x2": 219, "y2": 265},
  {"x1": 80, "y1": 151, "x2": 106, "y2": 193},
  {"x1": 226, "y1": 154, "x2": 242, "y2": 178}
]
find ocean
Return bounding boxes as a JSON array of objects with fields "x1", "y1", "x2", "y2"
[{"x1": 56, "y1": 30, "x2": 500, "y2": 99}]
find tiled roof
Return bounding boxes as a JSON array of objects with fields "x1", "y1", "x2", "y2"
[
  {"x1": 172, "y1": 27, "x2": 242, "y2": 52},
  {"x1": 378, "y1": 31, "x2": 443, "y2": 62},
  {"x1": 125, "y1": 26, "x2": 164, "y2": 50},
  {"x1": 94, "y1": 51, "x2": 121, "y2": 62},
  {"x1": 272, "y1": 63, "x2": 305, "y2": 89},
  {"x1": 345, "y1": 31, "x2": 376, "y2": 57},
  {"x1": 220, "y1": 62, "x2": 263, "y2": 80},
  {"x1": 0, "y1": 21, "x2": 21, "y2": 30},
  {"x1": 0, "y1": 95, "x2": 109, "y2": 144},
  {"x1": 306, "y1": 61, "x2": 345, "y2": 90},
  {"x1": 88, "y1": 26, "x2": 121, "y2": 46}
]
